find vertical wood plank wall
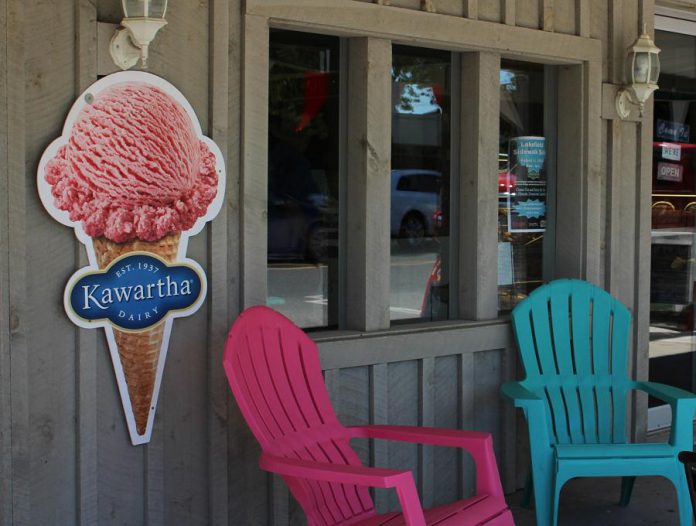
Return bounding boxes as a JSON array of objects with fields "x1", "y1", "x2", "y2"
[{"x1": 0, "y1": 0, "x2": 655, "y2": 524}]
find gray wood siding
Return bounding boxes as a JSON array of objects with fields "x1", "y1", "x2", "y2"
[{"x1": 0, "y1": 0, "x2": 659, "y2": 524}]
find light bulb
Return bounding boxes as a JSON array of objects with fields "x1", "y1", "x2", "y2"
[{"x1": 634, "y1": 53, "x2": 649, "y2": 84}]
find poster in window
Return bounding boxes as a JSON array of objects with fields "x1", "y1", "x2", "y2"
[{"x1": 507, "y1": 136, "x2": 547, "y2": 233}]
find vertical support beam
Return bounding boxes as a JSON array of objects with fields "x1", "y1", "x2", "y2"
[
  {"x1": 370, "y1": 363, "x2": 389, "y2": 512},
  {"x1": 145, "y1": 435, "x2": 165, "y2": 526},
  {"x1": 75, "y1": 2, "x2": 98, "y2": 524},
  {"x1": 7, "y1": 1, "x2": 28, "y2": 524},
  {"x1": 556, "y1": 65, "x2": 584, "y2": 278},
  {"x1": 556, "y1": 62, "x2": 602, "y2": 283},
  {"x1": 418, "y1": 358, "x2": 435, "y2": 508},
  {"x1": 606, "y1": 118, "x2": 623, "y2": 296},
  {"x1": 632, "y1": 0, "x2": 655, "y2": 441},
  {"x1": 610, "y1": 0, "x2": 625, "y2": 87},
  {"x1": 463, "y1": 0, "x2": 478, "y2": 19},
  {"x1": 459, "y1": 52, "x2": 500, "y2": 321},
  {"x1": 234, "y1": 16, "x2": 273, "y2": 526},
  {"x1": 576, "y1": 0, "x2": 589, "y2": 37},
  {"x1": 585, "y1": 60, "x2": 603, "y2": 284},
  {"x1": 0, "y1": 0, "x2": 11, "y2": 524},
  {"x1": 345, "y1": 37, "x2": 391, "y2": 331},
  {"x1": 503, "y1": 0, "x2": 515, "y2": 26},
  {"x1": 605, "y1": 0, "x2": 632, "y2": 305},
  {"x1": 542, "y1": 0, "x2": 554, "y2": 32},
  {"x1": 458, "y1": 353, "x2": 475, "y2": 497},
  {"x1": 500, "y1": 345, "x2": 517, "y2": 492},
  {"x1": 241, "y1": 15, "x2": 269, "y2": 308},
  {"x1": 207, "y1": 0, "x2": 235, "y2": 524}
]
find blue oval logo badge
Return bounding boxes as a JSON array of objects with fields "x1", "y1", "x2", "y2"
[{"x1": 68, "y1": 253, "x2": 204, "y2": 331}]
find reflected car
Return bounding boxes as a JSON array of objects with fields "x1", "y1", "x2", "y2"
[
  {"x1": 391, "y1": 169, "x2": 442, "y2": 248},
  {"x1": 268, "y1": 191, "x2": 337, "y2": 262}
]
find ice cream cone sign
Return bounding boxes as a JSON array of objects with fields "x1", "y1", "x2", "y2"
[{"x1": 37, "y1": 72, "x2": 225, "y2": 445}]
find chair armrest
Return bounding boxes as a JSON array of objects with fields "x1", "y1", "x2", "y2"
[
  {"x1": 260, "y1": 452, "x2": 411, "y2": 488},
  {"x1": 260, "y1": 453, "x2": 426, "y2": 526},
  {"x1": 347, "y1": 425, "x2": 504, "y2": 498},
  {"x1": 633, "y1": 381, "x2": 696, "y2": 406},
  {"x1": 348, "y1": 424, "x2": 489, "y2": 448},
  {"x1": 501, "y1": 381, "x2": 543, "y2": 407},
  {"x1": 501, "y1": 381, "x2": 553, "y2": 455},
  {"x1": 633, "y1": 381, "x2": 696, "y2": 450}
]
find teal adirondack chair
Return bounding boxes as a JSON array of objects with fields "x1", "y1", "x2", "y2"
[{"x1": 502, "y1": 279, "x2": 696, "y2": 526}]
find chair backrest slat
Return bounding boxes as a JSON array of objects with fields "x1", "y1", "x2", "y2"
[
  {"x1": 611, "y1": 304, "x2": 631, "y2": 443},
  {"x1": 512, "y1": 280, "x2": 632, "y2": 445},
  {"x1": 547, "y1": 284, "x2": 585, "y2": 443},
  {"x1": 590, "y1": 293, "x2": 613, "y2": 442},
  {"x1": 224, "y1": 306, "x2": 375, "y2": 525},
  {"x1": 550, "y1": 284, "x2": 574, "y2": 375}
]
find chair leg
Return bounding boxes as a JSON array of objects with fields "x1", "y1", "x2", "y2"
[
  {"x1": 521, "y1": 468, "x2": 533, "y2": 508},
  {"x1": 619, "y1": 476, "x2": 636, "y2": 507},
  {"x1": 551, "y1": 475, "x2": 564, "y2": 526},
  {"x1": 530, "y1": 466, "x2": 553, "y2": 526}
]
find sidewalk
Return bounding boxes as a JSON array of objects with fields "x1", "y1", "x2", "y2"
[{"x1": 510, "y1": 475, "x2": 689, "y2": 525}]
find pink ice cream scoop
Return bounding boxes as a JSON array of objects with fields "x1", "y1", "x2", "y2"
[{"x1": 45, "y1": 83, "x2": 218, "y2": 242}]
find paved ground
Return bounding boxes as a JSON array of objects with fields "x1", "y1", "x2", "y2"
[{"x1": 509, "y1": 475, "x2": 690, "y2": 526}]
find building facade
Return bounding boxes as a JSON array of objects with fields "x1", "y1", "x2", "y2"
[{"x1": 1, "y1": 0, "x2": 694, "y2": 524}]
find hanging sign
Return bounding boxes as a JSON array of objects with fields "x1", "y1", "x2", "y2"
[
  {"x1": 656, "y1": 119, "x2": 690, "y2": 143},
  {"x1": 507, "y1": 136, "x2": 547, "y2": 233},
  {"x1": 657, "y1": 161, "x2": 684, "y2": 183},
  {"x1": 37, "y1": 72, "x2": 226, "y2": 445},
  {"x1": 662, "y1": 143, "x2": 682, "y2": 162}
]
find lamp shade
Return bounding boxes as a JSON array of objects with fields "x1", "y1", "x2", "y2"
[
  {"x1": 122, "y1": 0, "x2": 167, "y2": 19},
  {"x1": 616, "y1": 27, "x2": 661, "y2": 119}
]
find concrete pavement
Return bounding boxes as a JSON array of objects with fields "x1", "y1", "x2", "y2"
[{"x1": 510, "y1": 475, "x2": 691, "y2": 526}]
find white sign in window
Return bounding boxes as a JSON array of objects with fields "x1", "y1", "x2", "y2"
[{"x1": 661, "y1": 143, "x2": 682, "y2": 161}]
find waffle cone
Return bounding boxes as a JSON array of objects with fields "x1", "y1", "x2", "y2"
[{"x1": 92, "y1": 233, "x2": 181, "y2": 435}]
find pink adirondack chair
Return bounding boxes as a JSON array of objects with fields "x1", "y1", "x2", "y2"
[{"x1": 223, "y1": 306, "x2": 514, "y2": 526}]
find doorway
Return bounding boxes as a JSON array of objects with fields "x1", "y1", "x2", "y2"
[{"x1": 648, "y1": 10, "x2": 696, "y2": 431}]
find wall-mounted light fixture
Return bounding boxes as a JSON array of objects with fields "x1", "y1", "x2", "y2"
[
  {"x1": 616, "y1": 25, "x2": 660, "y2": 120},
  {"x1": 110, "y1": 0, "x2": 168, "y2": 70}
]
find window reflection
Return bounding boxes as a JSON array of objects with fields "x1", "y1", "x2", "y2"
[
  {"x1": 391, "y1": 46, "x2": 451, "y2": 323},
  {"x1": 267, "y1": 30, "x2": 340, "y2": 329}
]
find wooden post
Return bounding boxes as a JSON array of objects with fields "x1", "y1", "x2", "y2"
[
  {"x1": 241, "y1": 15, "x2": 270, "y2": 308},
  {"x1": 459, "y1": 52, "x2": 501, "y2": 321},
  {"x1": 345, "y1": 38, "x2": 392, "y2": 331},
  {"x1": 76, "y1": 2, "x2": 99, "y2": 524}
]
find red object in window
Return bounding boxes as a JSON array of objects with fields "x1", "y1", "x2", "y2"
[
  {"x1": 431, "y1": 83, "x2": 444, "y2": 108},
  {"x1": 295, "y1": 71, "x2": 329, "y2": 132}
]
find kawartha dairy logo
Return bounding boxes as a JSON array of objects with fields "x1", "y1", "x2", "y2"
[
  {"x1": 67, "y1": 253, "x2": 204, "y2": 331},
  {"x1": 37, "y1": 71, "x2": 226, "y2": 446}
]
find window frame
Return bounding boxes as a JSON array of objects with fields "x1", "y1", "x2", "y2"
[{"x1": 241, "y1": 1, "x2": 603, "y2": 337}]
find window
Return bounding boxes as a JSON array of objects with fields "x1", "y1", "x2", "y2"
[
  {"x1": 266, "y1": 30, "x2": 341, "y2": 329},
  {"x1": 263, "y1": 30, "x2": 562, "y2": 329},
  {"x1": 390, "y1": 46, "x2": 452, "y2": 323},
  {"x1": 497, "y1": 61, "x2": 555, "y2": 312}
]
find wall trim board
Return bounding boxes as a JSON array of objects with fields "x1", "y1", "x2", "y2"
[
  {"x1": 317, "y1": 322, "x2": 514, "y2": 369},
  {"x1": 247, "y1": 0, "x2": 601, "y2": 64},
  {"x1": 75, "y1": 2, "x2": 99, "y2": 525},
  {"x1": 7, "y1": 0, "x2": 28, "y2": 523},
  {"x1": 0, "y1": 0, "x2": 12, "y2": 523}
]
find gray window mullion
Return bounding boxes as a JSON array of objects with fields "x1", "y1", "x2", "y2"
[{"x1": 458, "y1": 52, "x2": 501, "y2": 320}]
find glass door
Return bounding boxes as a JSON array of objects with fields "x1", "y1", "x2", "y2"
[{"x1": 649, "y1": 14, "x2": 696, "y2": 430}]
